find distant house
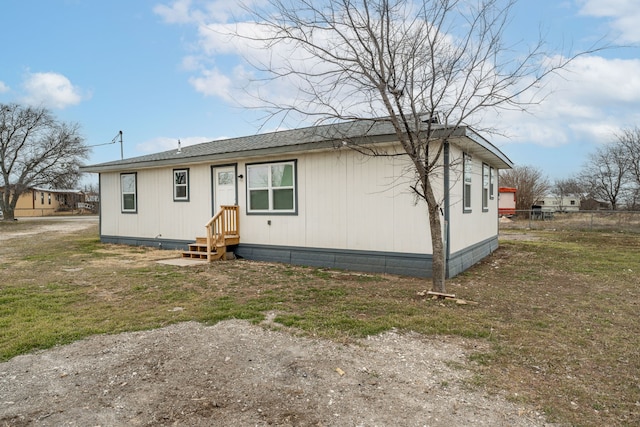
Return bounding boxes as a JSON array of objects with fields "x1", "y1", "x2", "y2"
[
  {"x1": 498, "y1": 187, "x2": 516, "y2": 217},
  {"x1": 81, "y1": 119, "x2": 513, "y2": 278},
  {"x1": 535, "y1": 195, "x2": 580, "y2": 213},
  {"x1": 0, "y1": 187, "x2": 84, "y2": 217}
]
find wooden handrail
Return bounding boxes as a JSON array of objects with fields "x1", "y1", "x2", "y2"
[{"x1": 205, "y1": 205, "x2": 239, "y2": 261}]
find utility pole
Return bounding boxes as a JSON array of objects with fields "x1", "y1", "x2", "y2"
[{"x1": 88, "y1": 131, "x2": 124, "y2": 160}]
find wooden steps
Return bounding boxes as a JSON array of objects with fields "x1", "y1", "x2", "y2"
[
  {"x1": 181, "y1": 238, "x2": 222, "y2": 260},
  {"x1": 181, "y1": 234, "x2": 240, "y2": 261},
  {"x1": 181, "y1": 241, "x2": 217, "y2": 260},
  {"x1": 181, "y1": 205, "x2": 240, "y2": 262}
]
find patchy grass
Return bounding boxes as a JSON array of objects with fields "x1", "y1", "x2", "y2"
[{"x1": 1, "y1": 222, "x2": 639, "y2": 426}]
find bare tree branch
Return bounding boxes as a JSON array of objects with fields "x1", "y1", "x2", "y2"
[
  {"x1": 500, "y1": 165, "x2": 550, "y2": 214},
  {"x1": 228, "y1": 0, "x2": 605, "y2": 291}
]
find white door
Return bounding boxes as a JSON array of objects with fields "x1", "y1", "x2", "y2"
[{"x1": 213, "y1": 166, "x2": 237, "y2": 212}]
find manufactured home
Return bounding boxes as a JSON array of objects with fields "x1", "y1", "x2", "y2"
[
  {"x1": 81, "y1": 120, "x2": 512, "y2": 278},
  {"x1": 535, "y1": 195, "x2": 580, "y2": 213},
  {"x1": 498, "y1": 187, "x2": 516, "y2": 217},
  {"x1": 0, "y1": 186, "x2": 84, "y2": 218}
]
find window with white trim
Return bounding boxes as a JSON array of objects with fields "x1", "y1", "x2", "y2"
[
  {"x1": 490, "y1": 166, "x2": 496, "y2": 200},
  {"x1": 482, "y1": 163, "x2": 490, "y2": 211},
  {"x1": 121, "y1": 173, "x2": 137, "y2": 213},
  {"x1": 247, "y1": 161, "x2": 296, "y2": 213},
  {"x1": 463, "y1": 153, "x2": 472, "y2": 212},
  {"x1": 173, "y1": 168, "x2": 189, "y2": 201}
]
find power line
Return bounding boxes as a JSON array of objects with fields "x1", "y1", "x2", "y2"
[{"x1": 87, "y1": 131, "x2": 123, "y2": 160}]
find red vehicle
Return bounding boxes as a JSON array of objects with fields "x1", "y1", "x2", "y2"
[{"x1": 498, "y1": 187, "x2": 516, "y2": 217}]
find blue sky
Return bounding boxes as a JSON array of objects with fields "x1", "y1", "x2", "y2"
[{"x1": 1, "y1": 0, "x2": 639, "y2": 185}]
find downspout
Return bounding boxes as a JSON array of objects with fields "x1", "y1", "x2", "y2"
[
  {"x1": 98, "y1": 174, "x2": 103, "y2": 241},
  {"x1": 443, "y1": 141, "x2": 451, "y2": 279}
]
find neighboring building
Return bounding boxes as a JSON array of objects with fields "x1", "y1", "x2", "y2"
[
  {"x1": 80, "y1": 192, "x2": 100, "y2": 213},
  {"x1": 81, "y1": 120, "x2": 512, "y2": 278},
  {"x1": 581, "y1": 198, "x2": 611, "y2": 211},
  {"x1": 0, "y1": 187, "x2": 84, "y2": 217},
  {"x1": 535, "y1": 195, "x2": 581, "y2": 213},
  {"x1": 498, "y1": 187, "x2": 516, "y2": 217}
]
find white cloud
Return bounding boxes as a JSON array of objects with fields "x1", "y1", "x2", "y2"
[
  {"x1": 153, "y1": 0, "x2": 200, "y2": 24},
  {"x1": 578, "y1": 0, "x2": 640, "y2": 43},
  {"x1": 487, "y1": 54, "x2": 640, "y2": 149},
  {"x1": 552, "y1": 55, "x2": 640, "y2": 104},
  {"x1": 136, "y1": 135, "x2": 214, "y2": 153},
  {"x1": 0, "y1": 81, "x2": 9, "y2": 93},
  {"x1": 188, "y1": 67, "x2": 234, "y2": 100},
  {"x1": 154, "y1": 0, "x2": 263, "y2": 24},
  {"x1": 180, "y1": 55, "x2": 202, "y2": 71},
  {"x1": 156, "y1": 0, "x2": 640, "y2": 153},
  {"x1": 21, "y1": 72, "x2": 85, "y2": 109}
]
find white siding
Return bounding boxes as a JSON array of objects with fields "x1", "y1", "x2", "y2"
[
  {"x1": 100, "y1": 165, "x2": 212, "y2": 240},
  {"x1": 99, "y1": 142, "x2": 502, "y2": 256},
  {"x1": 239, "y1": 149, "x2": 433, "y2": 254},
  {"x1": 447, "y1": 145, "x2": 499, "y2": 254},
  {"x1": 537, "y1": 196, "x2": 580, "y2": 212}
]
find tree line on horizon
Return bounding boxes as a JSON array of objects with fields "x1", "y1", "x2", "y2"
[{"x1": 500, "y1": 127, "x2": 640, "y2": 212}]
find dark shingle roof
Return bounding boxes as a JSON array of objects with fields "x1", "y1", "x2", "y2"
[{"x1": 81, "y1": 119, "x2": 512, "y2": 172}]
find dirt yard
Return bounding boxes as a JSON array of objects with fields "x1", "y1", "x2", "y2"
[{"x1": 0, "y1": 219, "x2": 551, "y2": 426}]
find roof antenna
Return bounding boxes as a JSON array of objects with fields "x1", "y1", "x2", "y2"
[{"x1": 177, "y1": 139, "x2": 182, "y2": 154}]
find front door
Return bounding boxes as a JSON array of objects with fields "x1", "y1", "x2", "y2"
[{"x1": 213, "y1": 165, "x2": 237, "y2": 212}]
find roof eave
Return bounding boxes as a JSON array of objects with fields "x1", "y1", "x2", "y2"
[{"x1": 457, "y1": 128, "x2": 513, "y2": 169}]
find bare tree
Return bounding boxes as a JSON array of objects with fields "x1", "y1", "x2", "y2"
[
  {"x1": 618, "y1": 127, "x2": 640, "y2": 192},
  {"x1": 232, "y1": 0, "x2": 599, "y2": 292},
  {"x1": 49, "y1": 171, "x2": 83, "y2": 190},
  {"x1": 0, "y1": 103, "x2": 88, "y2": 220},
  {"x1": 500, "y1": 165, "x2": 549, "y2": 214},
  {"x1": 578, "y1": 144, "x2": 630, "y2": 211}
]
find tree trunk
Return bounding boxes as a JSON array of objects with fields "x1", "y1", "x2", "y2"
[
  {"x1": 428, "y1": 204, "x2": 445, "y2": 292},
  {"x1": 423, "y1": 175, "x2": 446, "y2": 292},
  {"x1": 1, "y1": 191, "x2": 17, "y2": 221},
  {"x1": 2, "y1": 209, "x2": 15, "y2": 221}
]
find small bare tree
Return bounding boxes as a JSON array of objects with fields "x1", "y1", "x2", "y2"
[
  {"x1": 500, "y1": 165, "x2": 549, "y2": 214},
  {"x1": 232, "y1": 0, "x2": 599, "y2": 292},
  {"x1": 0, "y1": 103, "x2": 88, "y2": 220}
]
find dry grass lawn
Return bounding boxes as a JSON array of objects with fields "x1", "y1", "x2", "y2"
[{"x1": 1, "y1": 219, "x2": 639, "y2": 426}]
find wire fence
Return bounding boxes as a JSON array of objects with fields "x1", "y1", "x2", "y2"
[{"x1": 499, "y1": 210, "x2": 640, "y2": 233}]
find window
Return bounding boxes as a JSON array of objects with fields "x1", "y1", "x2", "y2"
[
  {"x1": 482, "y1": 163, "x2": 490, "y2": 211},
  {"x1": 48, "y1": 193, "x2": 51, "y2": 205},
  {"x1": 247, "y1": 161, "x2": 296, "y2": 213},
  {"x1": 490, "y1": 166, "x2": 496, "y2": 200},
  {"x1": 173, "y1": 169, "x2": 189, "y2": 201},
  {"x1": 463, "y1": 153, "x2": 472, "y2": 212},
  {"x1": 121, "y1": 173, "x2": 137, "y2": 213},
  {"x1": 40, "y1": 192, "x2": 44, "y2": 205},
  {"x1": 218, "y1": 171, "x2": 234, "y2": 185}
]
